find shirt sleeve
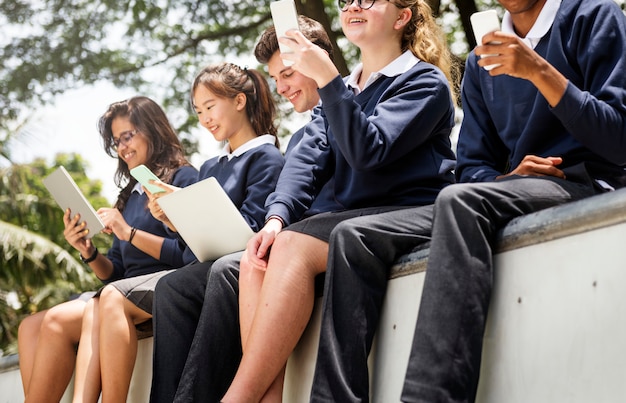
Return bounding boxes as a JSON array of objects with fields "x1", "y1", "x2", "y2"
[
  {"x1": 238, "y1": 148, "x2": 284, "y2": 232},
  {"x1": 319, "y1": 70, "x2": 454, "y2": 171},
  {"x1": 550, "y1": 4, "x2": 626, "y2": 165},
  {"x1": 266, "y1": 108, "x2": 334, "y2": 225}
]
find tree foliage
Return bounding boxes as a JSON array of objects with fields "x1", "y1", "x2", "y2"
[
  {"x1": 2, "y1": 0, "x2": 625, "y2": 141},
  {"x1": 0, "y1": 154, "x2": 109, "y2": 355},
  {"x1": 3, "y1": 0, "x2": 467, "y2": 142}
]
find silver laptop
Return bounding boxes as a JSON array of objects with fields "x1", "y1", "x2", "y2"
[
  {"x1": 158, "y1": 176, "x2": 255, "y2": 262},
  {"x1": 43, "y1": 166, "x2": 105, "y2": 239}
]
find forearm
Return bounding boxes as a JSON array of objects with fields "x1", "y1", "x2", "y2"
[
  {"x1": 125, "y1": 227, "x2": 165, "y2": 260},
  {"x1": 82, "y1": 247, "x2": 114, "y2": 280},
  {"x1": 528, "y1": 58, "x2": 568, "y2": 108}
]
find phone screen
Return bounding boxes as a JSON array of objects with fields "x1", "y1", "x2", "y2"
[
  {"x1": 130, "y1": 165, "x2": 166, "y2": 194},
  {"x1": 270, "y1": 0, "x2": 300, "y2": 66}
]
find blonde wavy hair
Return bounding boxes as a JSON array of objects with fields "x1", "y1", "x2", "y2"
[{"x1": 396, "y1": 0, "x2": 458, "y2": 101}]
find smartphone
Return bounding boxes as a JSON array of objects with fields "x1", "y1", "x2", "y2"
[
  {"x1": 470, "y1": 10, "x2": 501, "y2": 70},
  {"x1": 270, "y1": 0, "x2": 300, "y2": 66},
  {"x1": 130, "y1": 164, "x2": 166, "y2": 194}
]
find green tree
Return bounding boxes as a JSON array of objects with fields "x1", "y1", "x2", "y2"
[
  {"x1": 2, "y1": 0, "x2": 625, "y2": 139},
  {"x1": 0, "y1": 154, "x2": 109, "y2": 355},
  {"x1": 1, "y1": 0, "x2": 460, "y2": 142}
]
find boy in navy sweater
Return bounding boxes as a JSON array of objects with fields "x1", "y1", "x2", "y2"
[{"x1": 149, "y1": 16, "x2": 336, "y2": 403}]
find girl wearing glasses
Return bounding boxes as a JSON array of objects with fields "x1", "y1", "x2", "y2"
[
  {"x1": 72, "y1": 62, "x2": 284, "y2": 402},
  {"x1": 222, "y1": 0, "x2": 456, "y2": 402},
  {"x1": 18, "y1": 96, "x2": 198, "y2": 403}
]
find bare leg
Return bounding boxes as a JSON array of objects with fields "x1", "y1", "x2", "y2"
[
  {"x1": 223, "y1": 231, "x2": 328, "y2": 402},
  {"x1": 238, "y1": 253, "x2": 285, "y2": 403},
  {"x1": 98, "y1": 285, "x2": 151, "y2": 403},
  {"x1": 259, "y1": 368, "x2": 286, "y2": 403},
  {"x1": 238, "y1": 252, "x2": 266, "y2": 353},
  {"x1": 73, "y1": 298, "x2": 102, "y2": 403},
  {"x1": 22, "y1": 300, "x2": 86, "y2": 403},
  {"x1": 18, "y1": 311, "x2": 44, "y2": 394}
]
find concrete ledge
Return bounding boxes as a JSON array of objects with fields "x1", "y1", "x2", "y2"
[
  {"x1": 390, "y1": 187, "x2": 626, "y2": 278},
  {"x1": 0, "y1": 353, "x2": 18, "y2": 373}
]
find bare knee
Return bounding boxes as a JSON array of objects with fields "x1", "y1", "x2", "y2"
[
  {"x1": 33, "y1": 301, "x2": 86, "y2": 343},
  {"x1": 18, "y1": 312, "x2": 44, "y2": 343},
  {"x1": 270, "y1": 231, "x2": 328, "y2": 276},
  {"x1": 98, "y1": 285, "x2": 125, "y2": 313}
]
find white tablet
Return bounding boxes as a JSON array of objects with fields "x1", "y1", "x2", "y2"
[
  {"x1": 43, "y1": 166, "x2": 105, "y2": 239},
  {"x1": 158, "y1": 177, "x2": 254, "y2": 262}
]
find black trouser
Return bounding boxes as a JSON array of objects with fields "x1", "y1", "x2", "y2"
[{"x1": 150, "y1": 252, "x2": 242, "y2": 403}]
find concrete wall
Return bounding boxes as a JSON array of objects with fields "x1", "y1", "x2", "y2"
[
  {"x1": 283, "y1": 188, "x2": 626, "y2": 402},
  {"x1": 3, "y1": 188, "x2": 626, "y2": 402}
]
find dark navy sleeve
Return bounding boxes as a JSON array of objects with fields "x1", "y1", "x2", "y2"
[
  {"x1": 457, "y1": 55, "x2": 511, "y2": 183},
  {"x1": 266, "y1": 109, "x2": 334, "y2": 225},
  {"x1": 458, "y1": 0, "x2": 626, "y2": 183},
  {"x1": 238, "y1": 146, "x2": 284, "y2": 232},
  {"x1": 319, "y1": 69, "x2": 454, "y2": 171},
  {"x1": 550, "y1": 1, "x2": 626, "y2": 165}
]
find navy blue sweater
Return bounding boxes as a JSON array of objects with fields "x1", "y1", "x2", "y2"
[
  {"x1": 181, "y1": 142, "x2": 284, "y2": 263},
  {"x1": 458, "y1": 0, "x2": 626, "y2": 187},
  {"x1": 285, "y1": 124, "x2": 341, "y2": 217},
  {"x1": 104, "y1": 165, "x2": 198, "y2": 282},
  {"x1": 267, "y1": 61, "x2": 457, "y2": 226}
]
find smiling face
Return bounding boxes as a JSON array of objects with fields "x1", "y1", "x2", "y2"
[
  {"x1": 268, "y1": 52, "x2": 320, "y2": 113},
  {"x1": 340, "y1": 0, "x2": 404, "y2": 51},
  {"x1": 111, "y1": 116, "x2": 149, "y2": 170},
  {"x1": 498, "y1": 0, "x2": 545, "y2": 15},
  {"x1": 192, "y1": 84, "x2": 246, "y2": 143}
]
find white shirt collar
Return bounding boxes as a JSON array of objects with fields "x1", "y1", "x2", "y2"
[
  {"x1": 346, "y1": 50, "x2": 420, "y2": 95},
  {"x1": 501, "y1": 0, "x2": 561, "y2": 49},
  {"x1": 218, "y1": 134, "x2": 277, "y2": 161},
  {"x1": 132, "y1": 182, "x2": 144, "y2": 194}
]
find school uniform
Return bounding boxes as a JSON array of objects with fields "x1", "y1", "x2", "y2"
[
  {"x1": 150, "y1": 136, "x2": 283, "y2": 402},
  {"x1": 98, "y1": 165, "x2": 198, "y2": 310}
]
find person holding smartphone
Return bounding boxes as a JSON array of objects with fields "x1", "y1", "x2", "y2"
[
  {"x1": 403, "y1": 1, "x2": 626, "y2": 401},
  {"x1": 17, "y1": 96, "x2": 198, "y2": 403},
  {"x1": 310, "y1": 0, "x2": 626, "y2": 402},
  {"x1": 221, "y1": 0, "x2": 458, "y2": 400},
  {"x1": 69, "y1": 63, "x2": 284, "y2": 402},
  {"x1": 149, "y1": 16, "x2": 338, "y2": 403}
]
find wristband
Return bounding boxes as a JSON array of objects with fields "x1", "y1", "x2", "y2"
[
  {"x1": 265, "y1": 215, "x2": 285, "y2": 227},
  {"x1": 129, "y1": 227, "x2": 138, "y2": 244},
  {"x1": 80, "y1": 248, "x2": 99, "y2": 264}
]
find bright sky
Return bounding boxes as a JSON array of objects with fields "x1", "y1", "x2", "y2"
[{"x1": 9, "y1": 81, "x2": 224, "y2": 204}]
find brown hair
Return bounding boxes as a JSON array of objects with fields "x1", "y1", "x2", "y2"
[
  {"x1": 191, "y1": 62, "x2": 279, "y2": 147},
  {"x1": 254, "y1": 15, "x2": 334, "y2": 64},
  {"x1": 98, "y1": 96, "x2": 189, "y2": 211}
]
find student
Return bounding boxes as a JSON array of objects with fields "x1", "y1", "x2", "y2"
[
  {"x1": 311, "y1": 0, "x2": 626, "y2": 402},
  {"x1": 221, "y1": 0, "x2": 458, "y2": 401},
  {"x1": 17, "y1": 96, "x2": 198, "y2": 403},
  {"x1": 69, "y1": 63, "x2": 284, "y2": 402},
  {"x1": 150, "y1": 16, "x2": 336, "y2": 403}
]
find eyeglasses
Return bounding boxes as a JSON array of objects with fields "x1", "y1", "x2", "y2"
[
  {"x1": 338, "y1": 0, "x2": 389, "y2": 12},
  {"x1": 112, "y1": 130, "x2": 137, "y2": 150}
]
